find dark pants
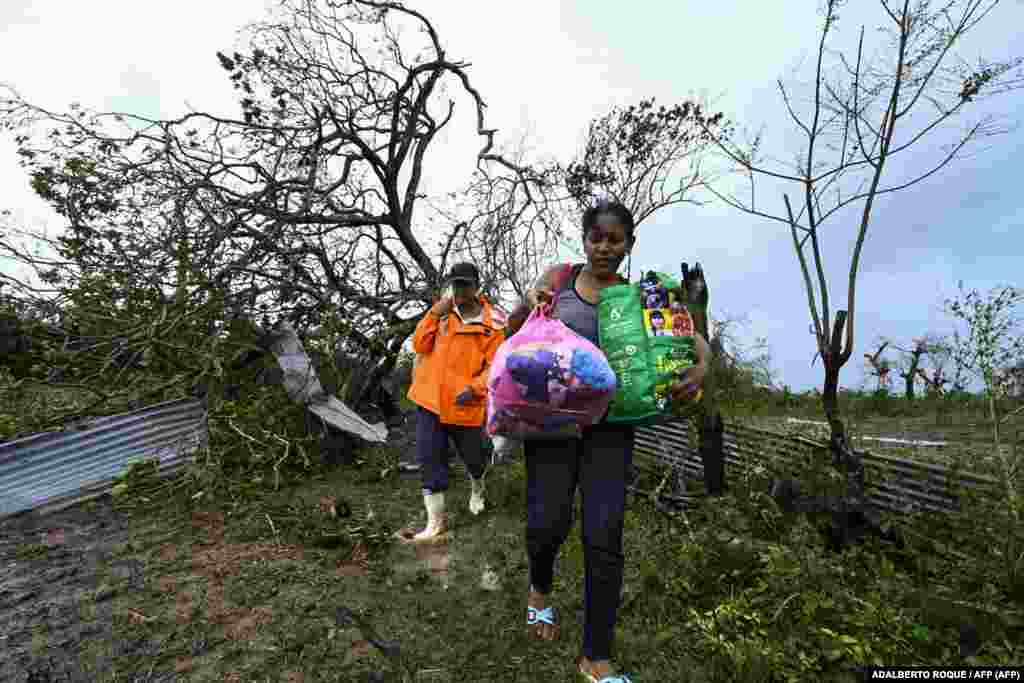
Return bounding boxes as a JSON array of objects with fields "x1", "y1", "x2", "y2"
[
  {"x1": 416, "y1": 407, "x2": 487, "y2": 492},
  {"x1": 524, "y1": 422, "x2": 635, "y2": 662}
]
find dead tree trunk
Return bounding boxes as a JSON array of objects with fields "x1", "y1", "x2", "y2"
[
  {"x1": 821, "y1": 314, "x2": 865, "y2": 504},
  {"x1": 902, "y1": 371, "x2": 915, "y2": 401},
  {"x1": 766, "y1": 316, "x2": 894, "y2": 552},
  {"x1": 899, "y1": 343, "x2": 927, "y2": 401}
]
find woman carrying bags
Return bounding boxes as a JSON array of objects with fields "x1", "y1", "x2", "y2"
[
  {"x1": 403, "y1": 262, "x2": 504, "y2": 543},
  {"x1": 506, "y1": 201, "x2": 710, "y2": 683}
]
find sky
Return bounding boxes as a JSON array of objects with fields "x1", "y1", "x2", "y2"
[{"x1": 2, "y1": 0, "x2": 1022, "y2": 393}]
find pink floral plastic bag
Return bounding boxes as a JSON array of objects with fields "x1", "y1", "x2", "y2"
[{"x1": 486, "y1": 304, "x2": 617, "y2": 440}]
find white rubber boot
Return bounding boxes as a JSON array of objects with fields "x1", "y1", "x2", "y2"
[
  {"x1": 469, "y1": 475, "x2": 486, "y2": 516},
  {"x1": 491, "y1": 435, "x2": 515, "y2": 464},
  {"x1": 412, "y1": 490, "x2": 448, "y2": 542}
]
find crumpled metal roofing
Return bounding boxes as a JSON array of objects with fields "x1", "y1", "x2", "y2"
[
  {"x1": 1, "y1": 321, "x2": 391, "y2": 518},
  {"x1": 0, "y1": 398, "x2": 207, "y2": 518},
  {"x1": 634, "y1": 418, "x2": 1001, "y2": 515},
  {"x1": 268, "y1": 322, "x2": 388, "y2": 443}
]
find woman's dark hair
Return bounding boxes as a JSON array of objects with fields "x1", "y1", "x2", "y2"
[{"x1": 582, "y1": 200, "x2": 636, "y2": 242}]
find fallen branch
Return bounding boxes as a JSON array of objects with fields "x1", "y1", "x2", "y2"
[
  {"x1": 126, "y1": 608, "x2": 156, "y2": 624},
  {"x1": 265, "y1": 513, "x2": 280, "y2": 546}
]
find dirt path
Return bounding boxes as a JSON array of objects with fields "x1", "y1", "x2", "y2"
[{"x1": 0, "y1": 500, "x2": 168, "y2": 683}]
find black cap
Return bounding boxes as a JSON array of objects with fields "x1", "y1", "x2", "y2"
[{"x1": 446, "y1": 262, "x2": 479, "y2": 285}]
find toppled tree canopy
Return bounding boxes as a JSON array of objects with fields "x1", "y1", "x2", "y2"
[{"x1": 1, "y1": 0, "x2": 568, "y2": 411}]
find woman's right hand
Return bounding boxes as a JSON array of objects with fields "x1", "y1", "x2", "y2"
[{"x1": 526, "y1": 287, "x2": 555, "y2": 309}]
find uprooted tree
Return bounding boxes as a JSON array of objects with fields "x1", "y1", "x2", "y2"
[
  {"x1": 701, "y1": 0, "x2": 1022, "y2": 502},
  {"x1": 419, "y1": 131, "x2": 568, "y2": 304},
  {"x1": 0, "y1": 0, "x2": 565, "y2": 418}
]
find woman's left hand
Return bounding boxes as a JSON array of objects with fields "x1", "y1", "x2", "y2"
[{"x1": 668, "y1": 363, "x2": 707, "y2": 404}]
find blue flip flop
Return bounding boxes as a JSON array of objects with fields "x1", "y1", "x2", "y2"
[
  {"x1": 526, "y1": 605, "x2": 558, "y2": 638},
  {"x1": 578, "y1": 668, "x2": 633, "y2": 683}
]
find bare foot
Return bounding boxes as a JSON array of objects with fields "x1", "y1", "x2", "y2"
[{"x1": 526, "y1": 586, "x2": 559, "y2": 641}]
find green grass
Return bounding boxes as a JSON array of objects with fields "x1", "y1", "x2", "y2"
[
  {"x1": 78, "y1": 442, "x2": 1024, "y2": 683},
  {"x1": 91, "y1": 459, "x2": 709, "y2": 682},
  {"x1": 720, "y1": 391, "x2": 1023, "y2": 443},
  {"x1": 6, "y1": 366, "x2": 1022, "y2": 681}
]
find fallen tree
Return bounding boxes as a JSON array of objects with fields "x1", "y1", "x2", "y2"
[{"x1": 1, "y1": 0, "x2": 566, "y2": 415}]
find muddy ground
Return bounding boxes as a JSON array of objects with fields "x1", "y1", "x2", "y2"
[
  {"x1": 0, "y1": 490, "x2": 418, "y2": 682},
  {"x1": 0, "y1": 407, "x2": 492, "y2": 682},
  {"x1": 0, "y1": 497, "x2": 162, "y2": 683}
]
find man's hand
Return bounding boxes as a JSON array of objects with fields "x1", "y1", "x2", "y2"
[
  {"x1": 431, "y1": 296, "x2": 454, "y2": 318},
  {"x1": 668, "y1": 363, "x2": 707, "y2": 405},
  {"x1": 455, "y1": 387, "x2": 476, "y2": 406}
]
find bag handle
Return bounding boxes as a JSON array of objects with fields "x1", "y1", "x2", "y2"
[
  {"x1": 530, "y1": 263, "x2": 574, "y2": 319},
  {"x1": 526, "y1": 300, "x2": 551, "y2": 323},
  {"x1": 528, "y1": 262, "x2": 628, "y2": 320},
  {"x1": 504, "y1": 266, "x2": 571, "y2": 337},
  {"x1": 545, "y1": 262, "x2": 628, "y2": 307}
]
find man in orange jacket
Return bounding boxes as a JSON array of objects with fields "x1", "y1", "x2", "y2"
[{"x1": 404, "y1": 262, "x2": 505, "y2": 543}]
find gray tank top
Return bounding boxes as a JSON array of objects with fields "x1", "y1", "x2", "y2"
[{"x1": 552, "y1": 266, "x2": 600, "y2": 346}]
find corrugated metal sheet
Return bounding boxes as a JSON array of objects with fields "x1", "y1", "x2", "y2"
[
  {"x1": 0, "y1": 398, "x2": 207, "y2": 518},
  {"x1": 634, "y1": 418, "x2": 1002, "y2": 516}
]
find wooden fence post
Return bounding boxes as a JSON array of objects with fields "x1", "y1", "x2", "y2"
[
  {"x1": 701, "y1": 411, "x2": 725, "y2": 495},
  {"x1": 682, "y1": 262, "x2": 725, "y2": 496}
]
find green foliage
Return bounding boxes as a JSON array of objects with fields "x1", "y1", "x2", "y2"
[
  {"x1": 15, "y1": 543, "x2": 50, "y2": 561},
  {"x1": 54, "y1": 405, "x2": 1024, "y2": 682},
  {"x1": 945, "y1": 283, "x2": 1024, "y2": 398},
  {"x1": 720, "y1": 383, "x2": 1018, "y2": 430},
  {"x1": 0, "y1": 364, "x2": 125, "y2": 442},
  {"x1": 632, "y1": 467, "x2": 1024, "y2": 681},
  {"x1": 390, "y1": 349, "x2": 415, "y2": 394},
  {"x1": 110, "y1": 457, "x2": 163, "y2": 511},
  {"x1": 206, "y1": 388, "x2": 319, "y2": 489},
  {"x1": 0, "y1": 412, "x2": 16, "y2": 441},
  {"x1": 780, "y1": 385, "x2": 796, "y2": 410},
  {"x1": 249, "y1": 495, "x2": 395, "y2": 557}
]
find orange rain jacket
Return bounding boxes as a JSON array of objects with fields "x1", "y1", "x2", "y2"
[{"x1": 407, "y1": 296, "x2": 505, "y2": 427}]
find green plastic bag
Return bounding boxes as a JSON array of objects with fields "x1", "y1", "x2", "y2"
[{"x1": 598, "y1": 272, "x2": 700, "y2": 425}]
